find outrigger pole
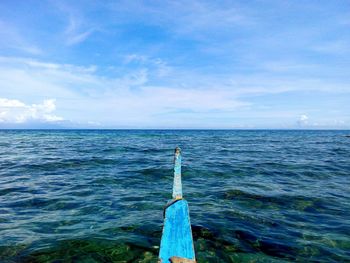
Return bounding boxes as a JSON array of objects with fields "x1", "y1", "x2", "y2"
[
  {"x1": 159, "y1": 147, "x2": 196, "y2": 263},
  {"x1": 173, "y1": 147, "x2": 182, "y2": 200}
]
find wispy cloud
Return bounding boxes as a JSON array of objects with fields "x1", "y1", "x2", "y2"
[
  {"x1": 124, "y1": 54, "x2": 171, "y2": 78},
  {"x1": 311, "y1": 40, "x2": 350, "y2": 54},
  {"x1": 66, "y1": 29, "x2": 95, "y2": 46},
  {"x1": 53, "y1": 1, "x2": 97, "y2": 46},
  {"x1": 106, "y1": 0, "x2": 254, "y2": 45},
  {"x1": 0, "y1": 56, "x2": 250, "y2": 127},
  {"x1": 1, "y1": 55, "x2": 349, "y2": 128},
  {"x1": 0, "y1": 20, "x2": 42, "y2": 54}
]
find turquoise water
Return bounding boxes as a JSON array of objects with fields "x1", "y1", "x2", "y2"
[{"x1": 0, "y1": 130, "x2": 349, "y2": 262}]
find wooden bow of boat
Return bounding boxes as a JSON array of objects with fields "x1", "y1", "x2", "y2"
[{"x1": 159, "y1": 147, "x2": 196, "y2": 263}]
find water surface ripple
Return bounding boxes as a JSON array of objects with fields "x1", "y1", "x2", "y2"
[{"x1": 0, "y1": 130, "x2": 349, "y2": 262}]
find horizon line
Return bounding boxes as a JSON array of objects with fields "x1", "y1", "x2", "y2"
[{"x1": 1, "y1": 128, "x2": 350, "y2": 131}]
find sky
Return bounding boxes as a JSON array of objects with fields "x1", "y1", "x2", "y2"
[{"x1": 0, "y1": 0, "x2": 349, "y2": 129}]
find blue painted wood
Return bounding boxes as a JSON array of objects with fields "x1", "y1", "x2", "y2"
[
  {"x1": 172, "y1": 147, "x2": 182, "y2": 199},
  {"x1": 159, "y1": 199, "x2": 195, "y2": 262},
  {"x1": 159, "y1": 148, "x2": 195, "y2": 262}
]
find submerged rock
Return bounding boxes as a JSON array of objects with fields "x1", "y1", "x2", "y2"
[{"x1": 17, "y1": 239, "x2": 158, "y2": 263}]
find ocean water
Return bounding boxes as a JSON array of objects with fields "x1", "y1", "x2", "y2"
[{"x1": 0, "y1": 130, "x2": 349, "y2": 263}]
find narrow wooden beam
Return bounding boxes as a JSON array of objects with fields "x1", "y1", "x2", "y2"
[{"x1": 172, "y1": 147, "x2": 182, "y2": 199}]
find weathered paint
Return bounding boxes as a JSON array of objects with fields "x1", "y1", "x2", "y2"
[
  {"x1": 159, "y1": 199, "x2": 195, "y2": 262},
  {"x1": 172, "y1": 147, "x2": 182, "y2": 199},
  {"x1": 159, "y1": 148, "x2": 195, "y2": 262}
]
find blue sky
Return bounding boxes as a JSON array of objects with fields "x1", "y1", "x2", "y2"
[{"x1": 0, "y1": 0, "x2": 349, "y2": 129}]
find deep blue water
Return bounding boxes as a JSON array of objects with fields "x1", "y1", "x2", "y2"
[{"x1": 0, "y1": 130, "x2": 349, "y2": 262}]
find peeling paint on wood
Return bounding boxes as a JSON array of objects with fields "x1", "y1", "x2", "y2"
[
  {"x1": 173, "y1": 147, "x2": 182, "y2": 199},
  {"x1": 159, "y1": 148, "x2": 196, "y2": 263}
]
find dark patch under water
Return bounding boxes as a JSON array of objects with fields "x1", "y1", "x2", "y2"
[{"x1": 0, "y1": 130, "x2": 350, "y2": 262}]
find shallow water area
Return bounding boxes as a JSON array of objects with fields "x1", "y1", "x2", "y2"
[{"x1": 0, "y1": 130, "x2": 349, "y2": 262}]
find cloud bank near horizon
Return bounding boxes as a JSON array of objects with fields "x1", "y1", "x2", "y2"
[
  {"x1": 0, "y1": 1, "x2": 349, "y2": 129},
  {"x1": 0, "y1": 98, "x2": 63, "y2": 124}
]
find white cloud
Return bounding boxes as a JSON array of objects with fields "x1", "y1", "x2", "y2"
[
  {"x1": 0, "y1": 55, "x2": 349, "y2": 128},
  {"x1": 297, "y1": 114, "x2": 309, "y2": 126},
  {"x1": 295, "y1": 114, "x2": 349, "y2": 129},
  {"x1": 0, "y1": 98, "x2": 63, "y2": 124},
  {"x1": 0, "y1": 98, "x2": 25, "y2": 108},
  {"x1": 300, "y1": 114, "x2": 308, "y2": 122},
  {"x1": 0, "y1": 56, "x2": 251, "y2": 127}
]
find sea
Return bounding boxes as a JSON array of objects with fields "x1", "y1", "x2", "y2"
[{"x1": 0, "y1": 130, "x2": 349, "y2": 262}]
